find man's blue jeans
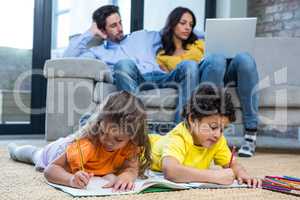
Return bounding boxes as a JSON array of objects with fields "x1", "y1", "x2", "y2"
[{"x1": 113, "y1": 55, "x2": 225, "y2": 123}]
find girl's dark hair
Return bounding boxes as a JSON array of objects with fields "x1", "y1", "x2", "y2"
[
  {"x1": 81, "y1": 91, "x2": 151, "y2": 176},
  {"x1": 92, "y1": 5, "x2": 120, "y2": 31},
  {"x1": 182, "y1": 84, "x2": 236, "y2": 126},
  {"x1": 158, "y1": 7, "x2": 198, "y2": 56}
]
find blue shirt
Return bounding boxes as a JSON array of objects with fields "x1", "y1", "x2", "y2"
[{"x1": 63, "y1": 30, "x2": 164, "y2": 74}]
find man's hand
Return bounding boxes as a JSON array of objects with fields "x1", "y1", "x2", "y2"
[{"x1": 89, "y1": 22, "x2": 107, "y2": 39}]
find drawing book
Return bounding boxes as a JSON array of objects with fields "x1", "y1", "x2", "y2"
[{"x1": 47, "y1": 171, "x2": 248, "y2": 197}]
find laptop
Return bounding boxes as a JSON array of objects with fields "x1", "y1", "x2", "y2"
[{"x1": 205, "y1": 18, "x2": 257, "y2": 58}]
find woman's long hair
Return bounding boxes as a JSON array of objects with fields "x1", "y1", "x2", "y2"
[
  {"x1": 158, "y1": 7, "x2": 198, "y2": 56},
  {"x1": 78, "y1": 91, "x2": 151, "y2": 176}
]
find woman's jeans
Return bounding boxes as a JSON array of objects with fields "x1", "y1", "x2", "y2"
[
  {"x1": 200, "y1": 53, "x2": 259, "y2": 130},
  {"x1": 112, "y1": 53, "x2": 259, "y2": 129}
]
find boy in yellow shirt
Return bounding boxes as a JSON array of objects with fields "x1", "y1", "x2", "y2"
[{"x1": 150, "y1": 84, "x2": 261, "y2": 187}]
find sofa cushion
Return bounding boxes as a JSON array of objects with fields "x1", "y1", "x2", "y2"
[
  {"x1": 254, "y1": 38, "x2": 300, "y2": 86},
  {"x1": 138, "y1": 88, "x2": 178, "y2": 109},
  {"x1": 259, "y1": 108, "x2": 300, "y2": 126},
  {"x1": 94, "y1": 86, "x2": 178, "y2": 109},
  {"x1": 259, "y1": 85, "x2": 300, "y2": 108},
  {"x1": 146, "y1": 108, "x2": 176, "y2": 122},
  {"x1": 104, "y1": 71, "x2": 114, "y2": 83},
  {"x1": 93, "y1": 82, "x2": 117, "y2": 104},
  {"x1": 44, "y1": 58, "x2": 109, "y2": 81},
  {"x1": 226, "y1": 85, "x2": 300, "y2": 108}
]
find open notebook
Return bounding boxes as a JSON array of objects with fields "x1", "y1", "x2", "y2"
[{"x1": 47, "y1": 171, "x2": 248, "y2": 197}]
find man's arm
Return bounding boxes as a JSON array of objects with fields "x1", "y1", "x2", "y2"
[{"x1": 63, "y1": 23, "x2": 106, "y2": 58}]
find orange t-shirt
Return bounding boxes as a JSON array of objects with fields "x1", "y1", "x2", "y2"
[{"x1": 66, "y1": 138, "x2": 138, "y2": 176}]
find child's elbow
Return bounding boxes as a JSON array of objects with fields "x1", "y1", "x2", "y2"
[
  {"x1": 43, "y1": 166, "x2": 51, "y2": 181},
  {"x1": 162, "y1": 166, "x2": 178, "y2": 182}
]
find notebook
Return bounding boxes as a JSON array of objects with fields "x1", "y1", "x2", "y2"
[{"x1": 47, "y1": 171, "x2": 248, "y2": 197}]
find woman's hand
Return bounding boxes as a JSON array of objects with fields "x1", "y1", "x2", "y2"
[
  {"x1": 69, "y1": 171, "x2": 93, "y2": 189},
  {"x1": 159, "y1": 64, "x2": 170, "y2": 73},
  {"x1": 102, "y1": 172, "x2": 136, "y2": 192}
]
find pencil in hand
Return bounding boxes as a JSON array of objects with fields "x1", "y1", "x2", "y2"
[
  {"x1": 76, "y1": 138, "x2": 85, "y2": 171},
  {"x1": 229, "y1": 146, "x2": 236, "y2": 168}
]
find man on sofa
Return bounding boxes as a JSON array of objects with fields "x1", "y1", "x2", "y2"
[{"x1": 64, "y1": 5, "x2": 222, "y2": 125}]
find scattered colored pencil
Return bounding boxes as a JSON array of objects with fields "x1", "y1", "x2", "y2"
[{"x1": 262, "y1": 176, "x2": 300, "y2": 197}]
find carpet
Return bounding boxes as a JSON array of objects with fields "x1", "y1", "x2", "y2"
[{"x1": 0, "y1": 147, "x2": 300, "y2": 200}]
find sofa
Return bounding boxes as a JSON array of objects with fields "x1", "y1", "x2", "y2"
[{"x1": 43, "y1": 37, "x2": 300, "y2": 147}]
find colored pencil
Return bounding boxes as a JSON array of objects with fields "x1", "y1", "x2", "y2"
[
  {"x1": 262, "y1": 184, "x2": 291, "y2": 192},
  {"x1": 266, "y1": 176, "x2": 300, "y2": 184},
  {"x1": 264, "y1": 177, "x2": 300, "y2": 190},
  {"x1": 283, "y1": 176, "x2": 300, "y2": 183},
  {"x1": 262, "y1": 175, "x2": 300, "y2": 196},
  {"x1": 262, "y1": 181, "x2": 292, "y2": 191}
]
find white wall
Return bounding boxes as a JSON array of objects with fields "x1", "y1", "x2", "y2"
[
  {"x1": 216, "y1": 0, "x2": 247, "y2": 18},
  {"x1": 231, "y1": 0, "x2": 247, "y2": 18},
  {"x1": 69, "y1": 0, "x2": 207, "y2": 36},
  {"x1": 117, "y1": 0, "x2": 131, "y2": 34},
  {"x1": 144, "y1": 0, "x2": 206, "y2": 32},
  {"x1": 216, "y1": 0, "x2": 231, "y2": 18},
  {"x1": 70, "y1": 0, "x2": 111, "y2": 36}
]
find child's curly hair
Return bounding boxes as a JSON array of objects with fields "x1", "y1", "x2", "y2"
[
  {"x1": 182, "y1": 84, "x2": 236, "y2": 126},
  {"x1": 79, "y1": 91, "x2": 151, "y2": 176}
]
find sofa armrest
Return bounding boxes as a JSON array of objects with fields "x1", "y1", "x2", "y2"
[{"x1": 43, "y1": 58, "x2": 111, "y2": 82}]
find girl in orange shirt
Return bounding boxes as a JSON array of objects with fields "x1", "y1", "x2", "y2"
[{"x1": 8, "y1": 91, "x2": 151, "y2": 191}]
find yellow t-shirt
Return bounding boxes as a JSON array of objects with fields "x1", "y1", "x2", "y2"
[
  {"x1": 149, "y1": 122, "x2": 231, "y2": 171},
  {"x1": 156, "y1": 39, "x2": 205, "y2": 71}
]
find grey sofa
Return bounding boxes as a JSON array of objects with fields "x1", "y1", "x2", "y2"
[{"x1": 44, "y1": 37, "x2": 300, "y2": 145}]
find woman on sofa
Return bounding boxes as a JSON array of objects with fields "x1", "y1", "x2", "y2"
[{"x1": 157, "y1": 7, "x2": 259, "y2": 158}]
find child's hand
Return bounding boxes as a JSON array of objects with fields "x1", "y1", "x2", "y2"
[
  {"x1": 214, "y1": 168, "x2": 235, "y2": 185},
  {"x1": 102, "y1": 173, "x2": 135, "y2": 192},
  {"x1": 102, "y1": 174, "x2": 118, "y2": 183},
  {"x1": 69, "y1": 171, "x2": 93, "y2": 189},
  {"x1": 236, "y1": 171, "x2": 262, "y2": 188}
]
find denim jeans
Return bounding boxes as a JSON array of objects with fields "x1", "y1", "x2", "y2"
[
  {"x1": 226, "y1": 53, "x2": 259, "y2": 130},
  {"x1": 200, "y1": 53, "x2": 259, "y2": 130},
  {"x1": 112, "y1": 55, "x2": 226, "y2": 124},
  {"x1": 113, "y1": 59, "x2": 199, "y2": 123}
]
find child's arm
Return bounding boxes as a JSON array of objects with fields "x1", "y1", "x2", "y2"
[
  {"x1": 224, "y1": 160, "x2": 261, "y2": 188},
  {"x1": 102, "y1": 157, "x2": 139, "y2": 192},
  {"x1": 44, "y1": 153, "x2": 93, "y2": 188},
  {"x1": 162, "y1": 156, "x2": 235, "y2": 185}
]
